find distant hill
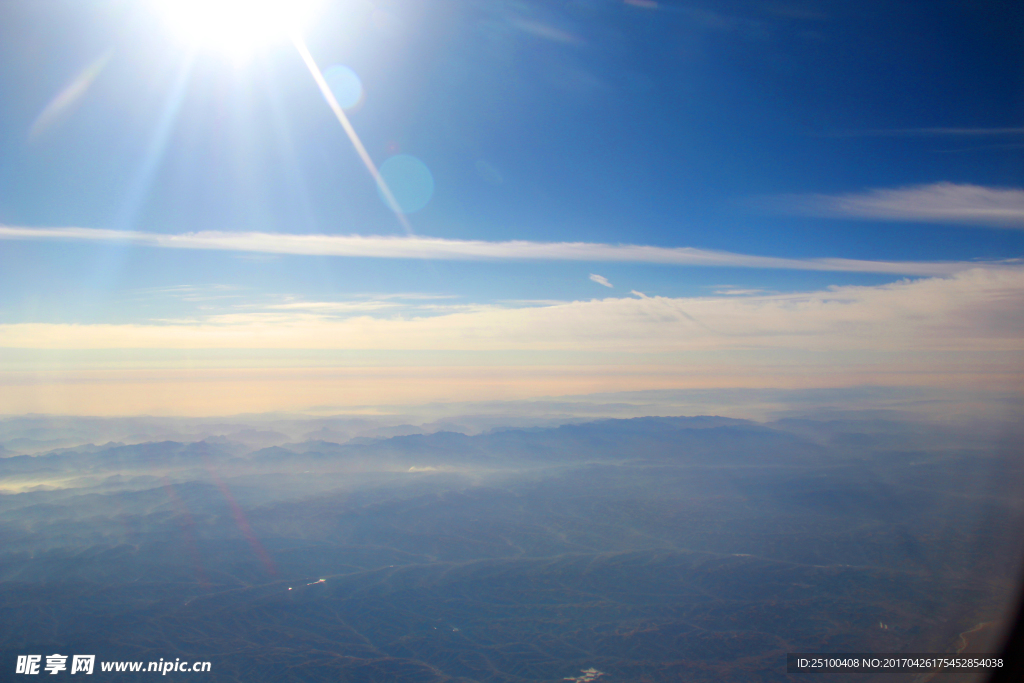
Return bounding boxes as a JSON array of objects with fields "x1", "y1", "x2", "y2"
[{"x1": 0, "y1": 413, "x2": 1020, "y2": 682}]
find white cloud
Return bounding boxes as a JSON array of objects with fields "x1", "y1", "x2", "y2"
[
  {"x1": 589, "y1": 273, "x2": 613, "y2": 288},
  {"x1": 780, "y1": 182, "x2": 1024, "y2": 228},
  {"x1": 0, "y1": 225, "x2": 1008, "y2": 275},
  {"x1": 2, "y1": 267, "x2": 1021, "y2": 354}
]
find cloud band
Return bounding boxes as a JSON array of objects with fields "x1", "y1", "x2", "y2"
[{"x1": 0, "y1": 225, "x2": 1004, "y2": 276}]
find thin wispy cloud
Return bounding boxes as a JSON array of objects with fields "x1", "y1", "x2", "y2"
[
  {"x1": 0, "y1": 225, "x2": 1008, "y2": 276},
  {"x1": 817, "y1": 127, "x2": 1024, "y2": 137},
  {"x1": 260, "y1": 293, "x2": 456, "y2": 309},
  {"x1": 265, "y1": 301, "x2": 402, "y2": 312},
  {"x1": 357, "y1": 292, "x2": 461, "y2": 301},
  {"x1": 935, "y1": 142, "x2": 1024, "y2": 154},
  {"x1": 124, "y1": 284, "x2": 242, "y2": 304},
  {"x1": 777, "y1": 182, "x2": 1024, "y2": 228},
  {"x1": 623, "y1": 0, "x2": 659, "y2": 9},
  {"x1": 713, "y1": 287, "x2": 767, "y2": 296},
  {"x1": 508, "y1": 18, "x2": 581, "y2": 44},
  {"x1": 589, "y1": 274, "x2": 613, "y2": 288}
]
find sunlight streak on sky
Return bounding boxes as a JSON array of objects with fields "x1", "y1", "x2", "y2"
[
  {"x1": 292, "y1": 35, "x2": 414, "y2": 234},
  {"x1": 116, "y1": 53, "x2": 195, "y2": 230}
]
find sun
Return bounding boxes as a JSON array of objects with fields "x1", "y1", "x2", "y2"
[{"x1": 151, "y1": 0, "x2": 321, "y2": 61}]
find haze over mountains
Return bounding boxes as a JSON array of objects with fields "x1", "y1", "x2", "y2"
[{"x1": 1, "y1": 391, "x2": 1021, "y2": 682}]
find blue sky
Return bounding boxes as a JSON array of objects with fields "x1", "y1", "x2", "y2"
[{"x1": 0, "y1": 0, "x2": 1022, "y2": 415}]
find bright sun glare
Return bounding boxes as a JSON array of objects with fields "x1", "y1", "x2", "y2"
[{"x1": 152, "y1": 0, "x2": 321, "y2": 60}]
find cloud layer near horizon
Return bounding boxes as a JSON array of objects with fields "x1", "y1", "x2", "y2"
[
  {"x1": 2, "y1": 267, "x2": 1021, "y2": 354},
  {"x1": 3, "y1": 268, "x2": 1022, "y2": 414},
  {"x1": 0, "y1": 225, "x2": 1005, "y2": 275}
]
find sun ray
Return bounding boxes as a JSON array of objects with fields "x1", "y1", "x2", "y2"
[
  {"x1": 291, "y1": 35, "x2": 414, "y2": 235},
  {"x1": 116, "y1": 52, "x2": 195, "y2": 230},
  {"x1": 149, "y1": 0, "x2": 413, "y2": 232}
]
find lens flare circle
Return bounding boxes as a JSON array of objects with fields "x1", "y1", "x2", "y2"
[
  {"x1": 378, "y1": 155, "x2": 434, "y2": 214},
  {"x1": 152, "y1": 0, "x2": 320, "y2": 60},
  {"x1": 323, "y1": 65, "x2": 364, "y2": 110}
]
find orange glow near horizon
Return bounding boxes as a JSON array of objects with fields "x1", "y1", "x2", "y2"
[{"x1": 1, "y1": 363, "x2": 1019, "y2": 418}]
